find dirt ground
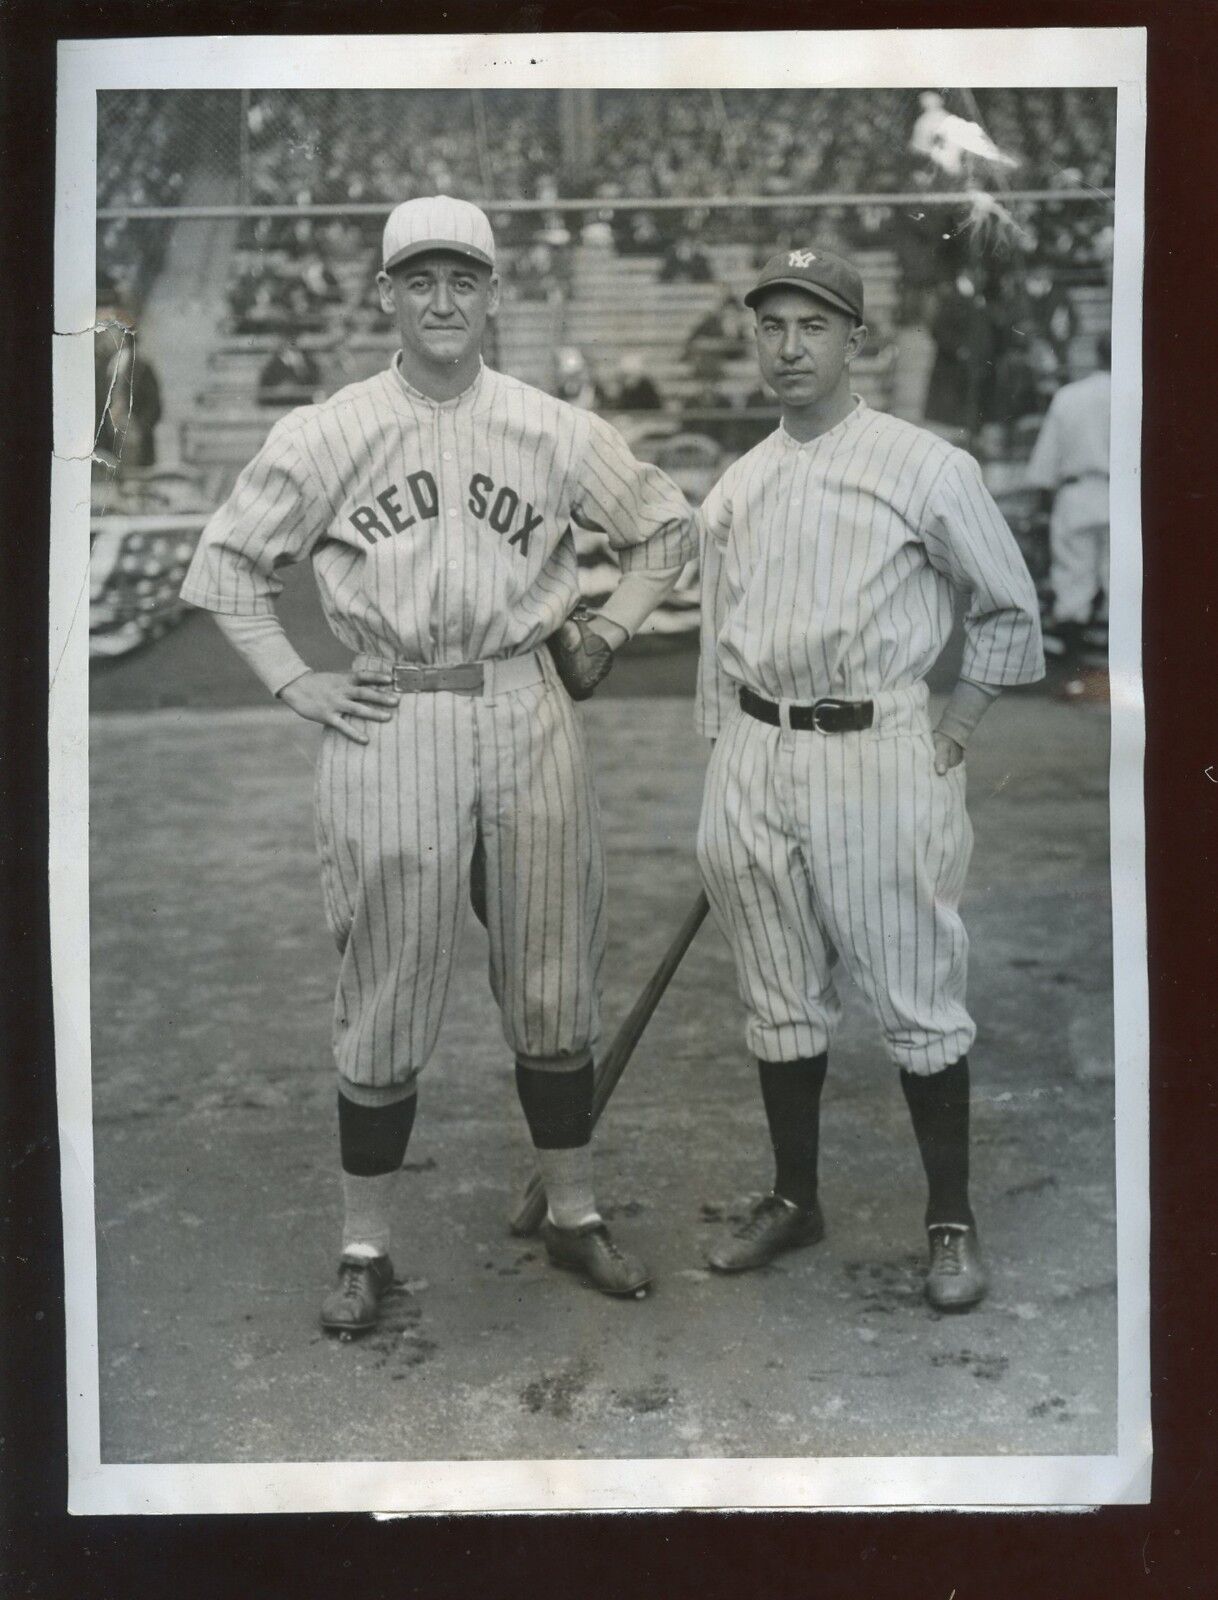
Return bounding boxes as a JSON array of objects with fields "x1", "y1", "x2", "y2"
[{"x1": 88, "y1": 685, "x2": 1116, "y2": 1464}]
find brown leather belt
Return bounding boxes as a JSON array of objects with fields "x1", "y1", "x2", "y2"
[
  {"x1": 390, "y1": 663, "x2": 486, "y2": 695},
  {"x1": 739, "y1": 686, "x2": 875, "y2": 734},
  {"x1": 376, "y1": 650, "x2": 547, "y2": 698}
]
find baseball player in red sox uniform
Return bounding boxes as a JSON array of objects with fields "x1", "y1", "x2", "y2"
[
  {"x1": 181, "y1": 196, "x2": 694, "y2": 1331},
  {"x1": 695, "y1": 246, "x2": 1044, "y2": 1310}
]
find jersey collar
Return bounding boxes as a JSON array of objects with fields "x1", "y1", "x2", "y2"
[
  {"x1": 777, "y1": 394, "x2": 867, "y2": 450},
  {"x1": 389, "y1": 354, "x2": 487, "y2": 411}
]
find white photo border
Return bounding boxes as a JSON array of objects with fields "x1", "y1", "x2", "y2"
[{"x1": 52, "y1": 27, "x2": 1149, "y2": 1515}]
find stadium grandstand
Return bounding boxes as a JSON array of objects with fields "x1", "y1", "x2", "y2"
[{"x1": 91, "y1": 87, "x2": 1115, "y2": 660}]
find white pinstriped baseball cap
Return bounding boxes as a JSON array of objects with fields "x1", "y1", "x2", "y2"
[{"x1": 381, "y1": 195, "x2": 496, "y2": 273}]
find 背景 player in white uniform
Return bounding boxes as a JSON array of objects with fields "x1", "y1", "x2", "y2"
[
  {"x1": 1026, "y1": 332, "x2": 1112, "y2": 701},
  {"x1": 182, "y1": 196, "x2": 694, "y2": 1330},
  {"x1": 695, "y1": 246, "x2": 1044, "y2": 1309}
]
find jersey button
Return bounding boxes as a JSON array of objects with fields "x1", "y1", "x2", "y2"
[{"x1": 442, "y1": 451, "x2": 453, "y2": 462}]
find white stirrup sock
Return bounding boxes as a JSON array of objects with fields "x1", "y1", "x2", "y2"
[
  {"x1": 340, "y1": 1171, "x2": 399, "y2": 1259},
  {"x1": 537, "y1": 1144, "x2": 601, "y2": 1230}
]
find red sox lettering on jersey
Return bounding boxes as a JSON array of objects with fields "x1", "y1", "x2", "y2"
[
  {"x1": 347, "y1": 468, "x2": 546, "y2": 556},
  {"x1": 186, "y1": 362, "x2": 688, "y2": 669},
  {"x1": 695, "y1": 401, "x2": 1044, "y2": 1075}
]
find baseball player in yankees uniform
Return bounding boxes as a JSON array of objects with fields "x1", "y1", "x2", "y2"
[
  {"x1": 181, "y1": 196, "x2": 694, "y2": 1331},
  {"x1": 695, "y1": 246, "x2": 1044, "y2": 1310}
]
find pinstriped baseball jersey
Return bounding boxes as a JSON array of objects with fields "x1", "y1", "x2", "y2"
[
  {"x1": 181, "y1": 360, "x2": 692, "y2": 662},
  {"x1": 181, "y1": 358, "x2": 693, "y2": 1089},
  {"x1": 693, "y1": 401, "x2": 1044, "y2": 1075},
  {"x1": 695, "y1": 400, "x2": 1044, "y2": 738}
]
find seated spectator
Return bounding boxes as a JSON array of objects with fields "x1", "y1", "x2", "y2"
[
  {"x1": 1021, "y1": 266, "x2": 1078, "y2": 369},
  {"x1": 580, "y1": 217, "x2": 615, "y2": 250},
  {"x1": 683, "y1": 293, "x2": 752, "y2": 365},
  {"x1": 257, "y1": 336, "x2": 323, "y2": 409},
  {"x1": 508, "y1": 239, "x2": 561, "y2": 304},
  {"x1": 319, "y1": 312, "x2": 368, "y2": 394},
  {"x1": 606, "y1": 351, "x2": 665, "y2": 412},
  {"x1": 659, "y1": 236, "x2": 713, "y2": 283},
  {"x1": 552, "y1": 347, "x2": 602, "y2": 410},
  {"x1": 614, "y1": 208, "x2": 665, "y2": 257},
  {"x1": 300, "y1": 255, "x2": 343, "y2": 307},
  {"x1": 237, "y1": 275, "x2": 294, "y2": 336}
]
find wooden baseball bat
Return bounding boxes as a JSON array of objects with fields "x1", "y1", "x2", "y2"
[{"x1": 508, "y1": 889, "x2": 711, "y2": 1237}]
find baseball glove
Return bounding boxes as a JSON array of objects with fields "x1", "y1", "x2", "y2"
[{"x1": 547, "y1": 605, "x2": 616, "y2": 701}]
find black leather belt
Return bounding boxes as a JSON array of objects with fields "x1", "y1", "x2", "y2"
[{"x1": 739, "y1": 685, "x2": 874, "y2": 734}]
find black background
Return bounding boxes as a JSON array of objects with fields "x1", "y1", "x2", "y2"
[{"x1": 3, "y1": 3, "x2": 1215, "y2": 1595}]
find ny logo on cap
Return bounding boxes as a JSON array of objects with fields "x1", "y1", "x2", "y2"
[{"x1": 788, "y1": 249, "x2": 818, "y2": 268}]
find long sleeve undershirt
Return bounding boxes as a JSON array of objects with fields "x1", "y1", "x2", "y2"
[{"x1": 936, "y1": 677, "x2": 1000, "y2": 747}]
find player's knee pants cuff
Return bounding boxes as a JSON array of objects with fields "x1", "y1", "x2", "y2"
[
  {"x1": 884, "y1": 1028, "x2": 976, "y2": 1077},
  {"x1": 515, "y1": 1048, "x2": 594, "y2": 1074},
  {"x1": 336, "y1": 1074, "x2": 420, "y2": 1108},
  {"x1": 748, "y1": 1018, "x2": 836, "y2": 1065}
]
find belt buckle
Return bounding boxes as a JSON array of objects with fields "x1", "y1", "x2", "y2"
[
  {"x1": 811, "y1": 697, "x2": 844, "y2": 733},
  {"x1": 391, "y1": 665, "x2": 422, "y2": 693}
]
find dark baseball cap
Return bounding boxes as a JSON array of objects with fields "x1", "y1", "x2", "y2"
[{"x1": 744, "y1": 247, "x2": 865, "y2": 322}]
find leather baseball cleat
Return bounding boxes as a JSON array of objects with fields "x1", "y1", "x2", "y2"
[
  {"x1": 925, "y1": 1224, "x2": 989, "y2": 1310},
  {"x1": 707, "y1": 1192, "x2": 826, "y2": 1273},
  {"x1": 320, "y1": 1252, "x2": 395, "y2": 1333},
  {"x1": 541, "y1": 1219, "x2": 651, "y2": 1298}
]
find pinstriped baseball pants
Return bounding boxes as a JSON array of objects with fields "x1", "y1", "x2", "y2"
[
  {"x1": 314, "y1": 667, "x2": 606, "y2": 1091},
  {"x1": 696, "y1": 685, "x2": 976, "y2": 1076}
]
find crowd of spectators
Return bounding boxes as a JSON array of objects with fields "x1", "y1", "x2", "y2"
[
  {"x1": 216, "y1": 90, "x2": 556, "y2": 333},
  {"x1": 589, "y1": 88, "x2": 1114, "y2": 208},
  {"x1": 92, "y1": 87, "x2": 1113, "y2": 442},
  {"x1": 244, "y1": 91, "x2": 558, "y2": 238},
  {"x1": 96, "y1": 90, "x2": 195, "y2": 309},
  {"x1": 91, "y1": 86, "x2": 1112, "y2": 349}
]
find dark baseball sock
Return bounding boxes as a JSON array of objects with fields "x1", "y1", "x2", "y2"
[
  {"x1": 514, "y1": 1058, "x2": 595, "y2": 1149},
  {"x1": 900, "y1": 1056, "x2": 975, "y2": 1229},
  {"x1": 1057, "y1": 620, "x2": 1086, "y2": 677},
  {"x1": 337, "y1": 1089, "x2": 417, "y2": 1176},
  {"x1": 758, "y1": 1053, "x2": 828, "y2": 1212}
]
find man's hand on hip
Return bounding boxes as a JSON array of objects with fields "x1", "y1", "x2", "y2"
[{"x1": 279, "y1": 670, "x2": 400, "y2": 744}]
